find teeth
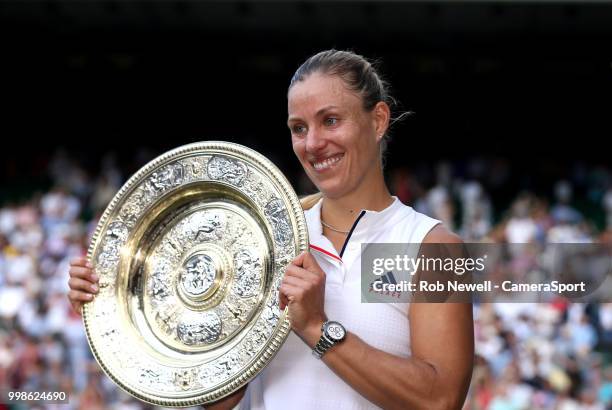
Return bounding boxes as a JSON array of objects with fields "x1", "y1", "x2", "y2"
[{"x1": 312, "y1": 154, "x2": 342, "y2": 170}]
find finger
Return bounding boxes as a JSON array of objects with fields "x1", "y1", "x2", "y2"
[
  {"x1": 68, "y1": 290, "x2": 95, "y2": 303},
  {"x1": 291, "y1": 251, "x2": 307, "y2": 266},
  {"x1": 69, "y1": 277, "x2": 99, "y2": 293},
  {"x1": 279, "y1": 282, "x2": 303, "y2": 301},
  {"x1": 282, "y1": 275, "x2": 310, "y2": 289},
  {"x1": 68, "y1": 266, "x2": 94, "y2": 279},
  {"x1": 69, "y1": 267, "x2": 98, "y2": 282},
  {"x1": 285, "y1": 263, "x2": 319, "y2": 282},
  {"x1": 290, "y1": 252, "x2": 324, "y2": 279},
  {"x1": 279, "y1": 292, "x2": 289, "y2": 310},
  {"x1": 301, "y1": 252, "x2": 322, "y2": 272},
  {"x1": 70, "y1": 257, "x2": 91, "y2": 268},
  {"x1": 69, "y1": 256, "x2": 87, "y2": 266}
]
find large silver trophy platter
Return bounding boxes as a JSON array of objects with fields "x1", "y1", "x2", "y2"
[{"x1": 83, "y1": 141, "x2": 308, "y2": 406}]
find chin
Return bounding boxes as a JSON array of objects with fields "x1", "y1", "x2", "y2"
[
  {"x1": 316, "y1": 182, "x2": 348, "y2": 199},
  {"x1": 305, "y1": 166, "x2": 350, "y2": 198}
]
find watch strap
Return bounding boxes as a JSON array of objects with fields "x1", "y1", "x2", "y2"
[{"x1": 312, "y1": 334, "x2": 332, "y2": 359}]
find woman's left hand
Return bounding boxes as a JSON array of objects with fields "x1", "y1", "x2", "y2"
[{"x1": 279, "y1": 251, "x2": 327, "y2": 343}]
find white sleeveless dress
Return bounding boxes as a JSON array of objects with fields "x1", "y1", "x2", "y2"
[{"x1": 239, "y1": 197, "x2": 440, "y2": 410}]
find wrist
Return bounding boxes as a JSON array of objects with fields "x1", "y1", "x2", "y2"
[{"x1": 300, "y1": 316, "x2": 327, "y2": 348}]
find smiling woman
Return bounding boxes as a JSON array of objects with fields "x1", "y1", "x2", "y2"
[
  {"x1": 67, "y1": 49, "x2": 474, "y2": 410},
  {"x1": 286, "y1": 51, "x2": 397, "y2": 211},
  {"x1": 288, "y1": 72, "x2": 387, "y2": 204},
  {"x1": 244, "y1": 50, "x2": 474, "y2": 410}
]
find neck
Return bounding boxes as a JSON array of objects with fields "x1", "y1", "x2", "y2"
[{"x1": 321, "y1": 172, "x2": 393, "y2": 232}]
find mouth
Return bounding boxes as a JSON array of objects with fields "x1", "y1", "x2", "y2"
[{"x1": 310, "y1": 153, "x2": 344, "y2": 172}]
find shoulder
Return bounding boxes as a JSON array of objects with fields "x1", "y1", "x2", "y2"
[
  {"x1": 387, "y1": 204, "x2": 444, "y2": 244},
  {"x1": 422, "y1": 224, "x2": 463, "y2": 244}
]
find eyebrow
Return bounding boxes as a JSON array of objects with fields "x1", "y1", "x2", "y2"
[{"x1": 287, "y1": 105, "x2": 340, "y2": 125}]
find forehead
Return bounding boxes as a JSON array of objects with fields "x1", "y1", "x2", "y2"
[{"x1": 287, "y1": 72, "x2": 361, "y2": 116}]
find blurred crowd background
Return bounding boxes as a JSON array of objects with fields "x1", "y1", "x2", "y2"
[{"x1": 0, "y1": 148, "x2": 610, "y2": 410}]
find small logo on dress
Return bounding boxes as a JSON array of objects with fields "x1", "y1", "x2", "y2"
[{"x1": 369, "y1": 271, "x2": 401, "y2": 299}]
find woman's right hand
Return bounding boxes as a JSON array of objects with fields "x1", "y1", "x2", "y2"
[{"x1": 68, "y1": 256, "x2": 99, "y2": 315}]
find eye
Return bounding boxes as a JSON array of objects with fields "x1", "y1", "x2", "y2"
[
  {"x1": 291, "y1": 124, "x2": 307, "y2": 135},
  {"x1": 324, "y1": 117, "x2": 338, "y2": 126}
]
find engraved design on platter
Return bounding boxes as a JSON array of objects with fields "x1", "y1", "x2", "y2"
[
  {"x1": 177, "y1": 311, "x2": 222, "y2": 345},
  {"x1": 207, "y1": 155, "x2": 248, "y2": 186},
  {"x1": 143, "y1": 162, "x2": 185, "y2": 202},
  {"x1": 174, "y1": 368, "x2": 200, "y2": 391},
  {"x1": 191, "y1": 213, "x2": 223, "y2": 242},
  {"x1": 96, "y1": 221, "x2": 128, "y2": 273},
  {"x1": 179, "y1": 157, "x2": 209, "y2": 183},
  {"x1": 264, "y1": 198, "x2": 293, "y2": 246},
  {"x1": 180, "y1": 254, "x2": 217, "y2": 297},
  {"x1": 233, "y1": 249, "x2": 261, "y2": 298},
  {"x1": 142, "y1": 205, "x2": 267, "y2": 350},
  {"x1": 242, "y1": 172, "x2": 273, "y2": 208},
  {"x1": 119, "y1": 187, "x2": 145, "y2": 228},
  {"x1": 149, "y1": 258, "x2": 173, "y2": 301}
]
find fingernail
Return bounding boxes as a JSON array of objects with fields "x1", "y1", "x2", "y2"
[
  {"x1": 86, "y1": 262, "x2": 93, "y2": 268},
  {"x1": 91, "y1": 274, "x2": 99, "y2": 281},
  {"x1": 91, "y1": 285, "x2": 98, "y2": 292},
  {"x1": 87, "y1": 294, "x2": 93, "y2": 299}
]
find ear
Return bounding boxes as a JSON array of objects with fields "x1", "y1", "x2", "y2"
[{"x1": 373, "y1": 101, "x2": 391, "y2": 142}]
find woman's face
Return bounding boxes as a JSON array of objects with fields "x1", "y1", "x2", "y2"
[{"x1": 287, "y1": 72, "x2": 385, "y2": 199}]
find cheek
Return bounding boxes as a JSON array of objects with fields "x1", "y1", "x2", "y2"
[
  {"x1": 358, "y1": 127, "x2": 380, "y2": 157},
  {"x1": 346, "y1": 128, "x2": 377, "y2": 160},
  {"x1": 291, "y1": 139, "x2": 306, "y2": 160}
]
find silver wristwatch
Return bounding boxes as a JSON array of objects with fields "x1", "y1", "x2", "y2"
[{"x1": 312, "y1": 320, "x2": 346, "y2": 359}]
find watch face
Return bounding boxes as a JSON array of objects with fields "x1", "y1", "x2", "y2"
[{"x1": 325, "y1": 322, "x2": 346, "y2": 341}]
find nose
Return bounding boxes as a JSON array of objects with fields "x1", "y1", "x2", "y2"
[{"x1": 305, "y1": 127, "x2": 327, "y2": 153}]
